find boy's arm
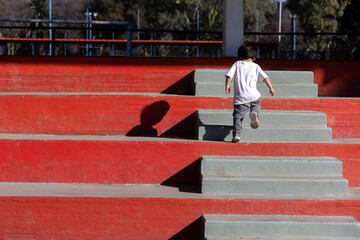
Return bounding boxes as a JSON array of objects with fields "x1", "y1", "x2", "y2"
[
  {"x1": 225, "y1": 76, "x2": 231, "y2": 94},
  {"x1": 263, "y1": 77, "x2": 275, "y2": 96}
]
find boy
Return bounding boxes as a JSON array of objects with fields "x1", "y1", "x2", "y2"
[{"x1": 225, "y1": 43, "x2": 275, "y2": 142}]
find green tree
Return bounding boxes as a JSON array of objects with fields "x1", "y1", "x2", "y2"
[
  {"x1": 244, "y1": 0, "x2": 277, "y2": 33},
  {"x1": 199, "y1": 3, "x2": 222, "y2": 32},
  {"x1": 27, "y1": 0, "x2": 48, "y2": 19},
  {"x1": 287, "y1": 0, "x2": 350, "y2": 58},
  {"x1": 338, "y1": 0, "x2": 360, "y2": 59}
]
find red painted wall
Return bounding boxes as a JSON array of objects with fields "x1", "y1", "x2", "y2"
[
  {"x1": 0, "y1": 140, "x2": 359, "y2": 187},
  {"x1": 0, "y1": 95, "x2": 359, "y2": 138},
  {"x1": 0, "y1": 56, "x2": 359, "y2": 97},
  {"x1": 1, "y1": 197, "x2": 360, "y2": 240}
]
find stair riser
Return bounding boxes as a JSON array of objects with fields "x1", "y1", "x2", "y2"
[
  {"x1": 201, "y1": 159, "x2": 343, "y2": 176},
  {"x1": 201, "y1": 178, "x2": 348, "y2": 196},
  {"x1": 205, "y1": 221, "x2": 360, "y2": 238},
  {"x1": 195, "y1": 83, "x2": 318, "y2": 98},
  {"x1": 195, "y1": 70, "x2": 314, "y2": 84},
  {"x1": 198, "y1": 111, "x2": 327, "y2": 127},
  {"x1": 198, "y1": 126, "x2": 332, "y2": 143}
]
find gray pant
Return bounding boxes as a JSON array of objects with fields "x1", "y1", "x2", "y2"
[{"x1": 233, "y1": 98, "x2": 261, "y2": 136}]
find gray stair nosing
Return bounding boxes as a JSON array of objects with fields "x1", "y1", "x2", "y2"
[
  {"x1": 197, "y1": 109, "x2": 327, "y2": 114},
  {"x1": 205, "y1": 237, "x2": 359, "y2": 240},
  {"x1": 201, "y1": 156, "x2": 340, "y2": 162},
  {"x1": 197, "y1": 110, "x2": 328, "y2": 127},
  {"x1": 194, "y1": 70, "x2": 315, "y2": 84},
  {"x1": 203, "y1": 215, "x2": 360, "y2": 239},
  {"x1": 198, "y1": 125, "x2": 332, "y2": 129},
  {"x1": 203, "y1": 214, "x2": 358, "y2": 223},
  {"x1": 202, "y1": 174, "x2": 347, "y2": 181},
  {"x1": 196, "y1": 82, "x2": 317, "y2": 86}
]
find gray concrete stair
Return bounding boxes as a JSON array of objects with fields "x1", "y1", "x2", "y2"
[
  {"x1": 203, "y1": 214, "x2": 360, "y2": 239},
  {"x1": 198, "y1": 110, "x2": 327, "y2": 127},
  {"x1": 201, "y1": 156, "x2": 348, "y2": 196},
  {"x1": 201, "y1": 156, "x2": 343, "y2": 176},
  {"x1": 195, "y1": 69, "x2": 314, "y2": 84},
  {"x1": 205, "y1": 237, "x2": 356, "y2": 240},
  {"x1": 194, "y1": 69, "x2": 318, "y2": 98},
  {"x1": 202, "y1": 174, "x2": 348, "y2": 196},
  {"x1": 197, "y1": 110, "x2": 332, "y2": 143}
]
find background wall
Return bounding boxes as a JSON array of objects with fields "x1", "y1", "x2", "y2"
[{"x1": 0, "y1": 56, "x2": 359, "y2": 97}]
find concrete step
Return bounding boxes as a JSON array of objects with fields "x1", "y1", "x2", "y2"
[
  {"x1": 201, "y1": 156, "x2": 343, "y2": 176},
  {"x1": 197, "y1": 109, "x2": 332, "y2": 143},
  {"x1": 194, "y1": 69, "x2": 317, "y2": 98},
  {"x1": 205, "y1": 237, "x2": 357, "y2": 240},
  {"x1": 194, "y1": 69, "x2": 314, "y2": 84},
  {"x1": 201, "y1": 174, "x2": 348, "y2": 196},
  {"x1": 198, "y1": 125, "x2": 332, "y2": 143},
  {"x1": 195, "y1": 82, "x2": 318, "y2": 98},
  {"x1": 198, "y1": 110, "x2": 328, "y2": 127},
  {"x1": 203, "y1": 214, "x2": 360, "y2": 239}
]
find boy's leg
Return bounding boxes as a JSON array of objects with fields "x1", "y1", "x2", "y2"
[
  {"x1": 249, "y1": 98, "x2": 261, "y2": 129},
  {"x1": 233, "y1": 104, "x2": 250, "y2": 141}
]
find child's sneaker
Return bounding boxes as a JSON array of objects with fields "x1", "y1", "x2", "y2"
[
  {"x1": 249, "y1": 111, "x2": 260, "y2": 129},
  {"x1": 232, "y1": 131, "x2": 241, "y2": 142}
]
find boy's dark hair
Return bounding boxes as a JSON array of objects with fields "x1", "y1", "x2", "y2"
[{"x1": 237, "y1": 43, "x2": 257, "y2": 59}]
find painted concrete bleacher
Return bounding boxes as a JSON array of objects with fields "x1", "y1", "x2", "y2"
[{"x1": 0, "y1": 57, "x2": 359, "y2": 239}]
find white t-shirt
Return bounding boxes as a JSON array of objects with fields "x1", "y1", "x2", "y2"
[{"x1": 226, "y1": 60, "x2": 268, "y2": 105}]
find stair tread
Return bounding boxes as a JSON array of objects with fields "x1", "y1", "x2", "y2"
[
  {"x1": 200, "y1": 124, "x2": 331, "y2": 128},
  {"x1": 197, "y1": 82, "x2": 317, "y2": 86},
  {"x1": 202, "y1": 156, "x2": 339, "y2": 162},
  {"x1": 204, "y1": 214, "x2": 358, "y2": 223},
  {"x1": 202, "y1": 173, "x2": 346, "y2": 180},
  {"x1": 205, "y1": 237, "x2": 359, "y2": 240},
  {"x1": 198, "y1": 109, "x2": 325, "y2": 113}
]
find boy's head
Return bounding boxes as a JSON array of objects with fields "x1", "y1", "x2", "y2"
[{"x1": 237, "y1": 43, "x2": 256, "y2": 60}]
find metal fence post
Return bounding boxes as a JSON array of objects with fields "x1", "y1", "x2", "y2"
[
  {"x1": 127, "y1": 22, "x2": 132, "y2": 56},
  {"x1": 150, "y1": 31, "x2": 153, "y2": 57},
  {"x1": 32, "y1": 29, "x2": 35, "y2": 56},
  {"x1": 51, "y1": 28, "x2": 55, "y2": 56},
  {"x1": 112, "y1": 32, "x2": 115, "y2": 56},
  {"x1": 64, "y1": 32, "x2": 67, "y2": 56}
]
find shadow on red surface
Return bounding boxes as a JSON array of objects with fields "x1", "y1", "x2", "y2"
[
  {"x1": 161, "y1": 71, "x2": 195, "y2": 95},
  {"x1": 126, "y1": 100, "x2": 170, "y2": 136},
  {"x1": 168, "y1": 217, "x2": 204, "y2": 240}
]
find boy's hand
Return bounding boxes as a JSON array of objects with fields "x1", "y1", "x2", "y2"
[
  {"x1": 225, "y1": 86, "x2": 231, "y2": 94},
  {"x1": 225, "y1": 76, "x2": 231, "y2": 94},
  {"x1": 269, "y1": 88, "x2": 275, "y2": 96}
]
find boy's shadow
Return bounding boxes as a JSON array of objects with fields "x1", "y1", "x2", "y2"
[{"x1": 126, "y1": 100, "x2": 170, "y2": 137}]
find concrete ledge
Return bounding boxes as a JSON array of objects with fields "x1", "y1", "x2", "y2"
[
  {"x1": 195, "y1": 82, "x2": 318, "y2": 98},
  {"x1": 198, "y1": 110, "x2": 328, "y2": 127},
  {"x1": 198, "y1": 126, "x2": 333, "y2": 143},
  {"x1": 194, "y1": 69, "x2": 314, "y2": 84},
  {"x1": 201, "y1": 156, "x2": 343, "y2": 176},
  {"x1": 205, "y1": 237, "x2": 354, "y2": 240},
  {"x1": 204, "y1": 214, "x2": 360, "y2": 239},
  {"x1": 1, "y1": 182, "x2": 360, "y2": 200},
  {"x1": 201, "y1": 174, "x2": 348, "y2": 196}
]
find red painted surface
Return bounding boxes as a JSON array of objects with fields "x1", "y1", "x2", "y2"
[
  {"x1": 1, "y1": 197, "x2": 360, "y2": 239},
  {"x1": 0, "y1": 140, "x2": 359, "y2": 187},
  {"x1": 0, "y1": 95, "x2": 359, "y2": 138},
  {"x1": 0, "y1": 56, "x2": 359, "y2": 96},
  {"x1": 0, "y1": 57, "x2": 359, "y2": 239}
]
